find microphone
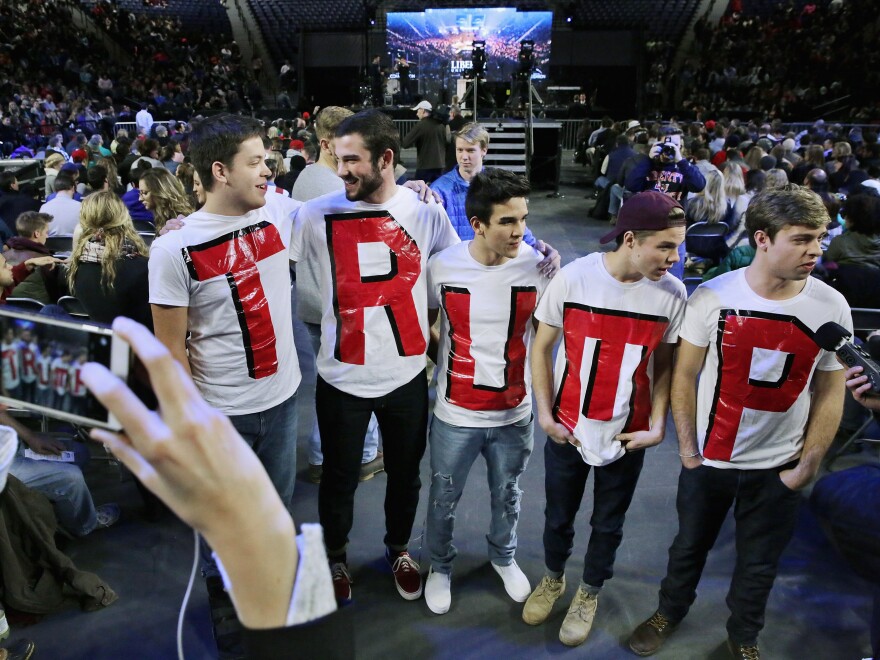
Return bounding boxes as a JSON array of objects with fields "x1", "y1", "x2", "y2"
[{"x1": 814, "y1": 322, "x2": 880, "y2": 392}]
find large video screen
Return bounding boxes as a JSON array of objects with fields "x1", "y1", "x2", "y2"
[{"x1": 386, "y1": 8, "x2": 552, "y2": 88}]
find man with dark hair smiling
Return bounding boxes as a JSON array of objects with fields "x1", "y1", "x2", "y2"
[
  {"x1": 524, "y1": 192, "x2": 688, "y2": 648},
  {"x1": 291, "y1": 109, "x2": 458, "y2": 604}
]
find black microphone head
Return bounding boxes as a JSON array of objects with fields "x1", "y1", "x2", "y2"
[{"x1": 814, "y1": 322, "x2": 851, "y2": 351}]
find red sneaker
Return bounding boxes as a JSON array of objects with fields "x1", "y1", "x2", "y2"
[
  {"x1": 331, "y1": 562, "x2": 352, "y2": 602},
  {"x1": 386, "y1": 550, "x2": 422, "y2": 600}
]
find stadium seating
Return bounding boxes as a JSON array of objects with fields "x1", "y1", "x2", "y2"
[{"x1": 80, "y1": 0, "x2": 232, "y2": 39}]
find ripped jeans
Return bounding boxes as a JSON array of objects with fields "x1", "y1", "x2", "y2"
[{"x1": 426, "y1": 414, "x2": 534, "y2": 574}]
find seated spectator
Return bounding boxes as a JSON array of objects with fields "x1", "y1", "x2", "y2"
[
  {"x1": 0, "y1": 172, "x2": 37, "y2": 241},
  {"x1": 829, "y1": 142, "x2": 867, "y2": 194},
  {"x1": 130, "y1": 139, "x2": 163, "y2": 171},
  {"x1": 743, "y1": 145, "x2": 765, "y2": 171},
  {"x1": 160, "y1": 143, "x2": 184, "y2": 175},
  {"x1": 791, "y1": 144, "x2": 826, "y2": 185},
  {"x1": 684, "y1": 169, "x2": 737, "y2": 263},
  {"x1": 86, "y1": 165, "x2": 110, "y2": 195},
  {"x1": 66, "y1": 192, "x2": 151, "y2": 328},
  {"x1": 5, "y1": 408, "x2": 120, "y2": 537},
  {"x1": 825, "y1": 193, "x2": 880, "y2": 269},
  {"x1": 97, "y1": 157, "x2": 123, "y2": 195},
  {"x1": 765, "y1": 168, "x2": 790, "y2": 190},
  {"x1": 175, "y1": 162, "x2": 198, "y2": 210},
  {"x1": 121, "y1": 163, "x2": 155, "y2": 225},
  {"x1": 5, "y1": 211, "x2": 60, "y2": 304},
  {"x1": 43, "y1": 152, "x2": 67, "y2": 198},
  {"x1": 720, "y1": 161, "x2": 750, "y2": 244},
  {"x1": 40, "y1": 175, "x2": 81, "y2": 236},
  {"x1": 138, "y1": 168, "x2": 193, "y2": 233}
]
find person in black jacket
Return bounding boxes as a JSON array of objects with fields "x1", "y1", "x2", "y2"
[
  {"x1": 402, "y1": 101, "x2": 447, "y2": 183},
  {"x1": 0, "y1": 171, "x2": 37, "y2": 242},
  {"x1": 66, "y1": 191, "x2": 151, "y2": 329}
]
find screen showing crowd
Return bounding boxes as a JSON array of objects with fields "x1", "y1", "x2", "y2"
[
  {"x1": 0, "y1": 315, "x2": 112, "y2": 421},
  {"x1": 386, "y1": 8, "x2": 552, "y2": 83}
]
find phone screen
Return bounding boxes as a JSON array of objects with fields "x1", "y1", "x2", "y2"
[{"x1": 0, "y1": 308, "x2": 129, "y2": 429}]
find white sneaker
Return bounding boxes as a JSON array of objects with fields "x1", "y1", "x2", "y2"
[
  {"x1": 424, "y1": 567, "x2": 451, "y2": 614},
  {"x1": 492, "y1": 560, "x2": 531, "y2": 602}
]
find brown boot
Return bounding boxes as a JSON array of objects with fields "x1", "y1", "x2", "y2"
[
  {"x1": 726, "y1": 638, "x2": 761, "y2": 660},
  {"x1": 627, "y1": 610, "x2": 679, "y2": 656}
]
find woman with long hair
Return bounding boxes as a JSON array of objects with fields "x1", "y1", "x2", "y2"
[
  {"x1": 686, "y1": 169, "x2": 730, "y2": 226},
  {"x1": 138, "y1": 167, "x2": 193, "y2": 232},
  {"x1": 96, "y1": 156, "x2": 122, "y2": 194},
  {"x1": 684, "y1": 169, "x2": 737, "y2": 267},
  {"x1": 720, "y1": 161, "x2": 749, "y2": 246},
  {"x1": 67, "y1": 191, "x2": 151, "y2": 328},
  {"x1": 744, "y1": 145, "x2": 766, "y2": 172}
]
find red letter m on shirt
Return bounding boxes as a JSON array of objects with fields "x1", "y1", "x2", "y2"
[{"x1": 553, "y1": 304, "x2": 669, "y2": 434}]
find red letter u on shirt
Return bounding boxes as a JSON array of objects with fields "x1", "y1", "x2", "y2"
[
  {"x1": 326, "y1": 211, "x2": 424, "y2": 365},
  {"x1": 441, "y1": 285, "x2": 537, "y2": 410}
]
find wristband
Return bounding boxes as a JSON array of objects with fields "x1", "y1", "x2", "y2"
[{"x1": 678, "y1": 450, "x2": 700, "y2": 458}]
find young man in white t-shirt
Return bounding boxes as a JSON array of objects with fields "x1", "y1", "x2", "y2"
[
  {"x1": 424, "y1": 169, "x2": 549, "y2": 614},
  {"x1": 149, "y1": 114, "x2": 302, "y2": 657},
  {"x1": 628, "y1": 186, "x2": 851, "y2": 660},
  {"x1": 524, "y1": 192, "x2": 688, "y2": 647},
  {"x1": 291, "y1": 110, "x2": 459, "y2": 604}
]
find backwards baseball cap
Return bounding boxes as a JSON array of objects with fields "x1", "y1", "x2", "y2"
[
  {"x1": 412, "y1": 100, "x2": 432, "y2": 112},
  {"x1": 599, "y1": 191, "x2": 685, "y2": 245},
  {"x1": 289, "y1": 139, "x2": 305, "y2": 150}
]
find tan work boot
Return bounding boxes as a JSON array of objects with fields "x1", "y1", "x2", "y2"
[
  {"x1": 522, "y1": 575, "x2": 566, "y2": 625},
  {"x1": 558, "y1": 586, "x2": 598, "y2": 647}
]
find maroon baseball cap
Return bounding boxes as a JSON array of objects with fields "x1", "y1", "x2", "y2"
[{"x1": 599, "y1": 191, "x2": 685, "y2": 244}]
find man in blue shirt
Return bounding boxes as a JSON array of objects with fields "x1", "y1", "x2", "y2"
[{"x1": 431, "y1": 123, "x2": 560, "y2": 276}]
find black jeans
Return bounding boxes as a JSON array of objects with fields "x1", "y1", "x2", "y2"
[
  {"x1": 658, "y1": 462, "x2": 801, "y2": 645},
  {"x1": 543, "y1": 439, "x2": 645, "y2": 587},
  {"x1": 317, "y1": 372, "x2": 428, "y2": 556}
]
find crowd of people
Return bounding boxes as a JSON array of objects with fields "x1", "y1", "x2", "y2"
[
  {"x1": 666, "y1": 0, "x2": 880, "y2": 120},
  {"x1": 0, "y1": 0, "x2": 262, "y2": 157},
  {"x1": 0, "y1": 1, "x2": 877, "y2": 659}
]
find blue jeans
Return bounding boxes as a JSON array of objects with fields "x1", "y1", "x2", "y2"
[
  {"x1": 229, "y1": 391, "x2": 298, "y2": 511},
  {"x1": 427, "y1": 414, "x2": 534, "y2": 574},
  {"x1": 202, "y1": 392, "x2": 299, "y2": 578},
  {"x1": 304, "y1": 322, "x2": 380, "y2": 466},
  {"x1": 658, "y1": 462, "x2": 801, "y2": 645},
  {"x1": 10, "y1": 440, "x2": 95, "y2": 537},
  {"x1": 543, "y1": 439, "x2": 645, "y2": 587}
]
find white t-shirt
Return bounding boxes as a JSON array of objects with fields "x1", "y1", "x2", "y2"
[
  {"x1": 51, "y1": 357, "x2": 69, "y2": 395},
  {"x1": 1, "y1": 342, "x2": 20, "y2": 391},
  {"x1": 681, "y1": 268, "x2": 852, "y2": 470},
  {"x1": 290, "y1": 186, "x2": 459, "y2": 397},
  {"x1": 149, "y1": 193, "x2": 302, "y2": 415},
  {"x1": 428, "y1": 241, "x2": 547, "y2": 427},
  {"x1": 19, "y1": 341, "x2": 38, "y2": 384},
  {"x1": 36, "y1": 354, "x2": 51, "y2": 390},
  {"x1": 535, "y1": 252, "x2": 687, "y2": 466},
  {"x1": 290, "y1": 164, "x2": 345, "y2": 324}
]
